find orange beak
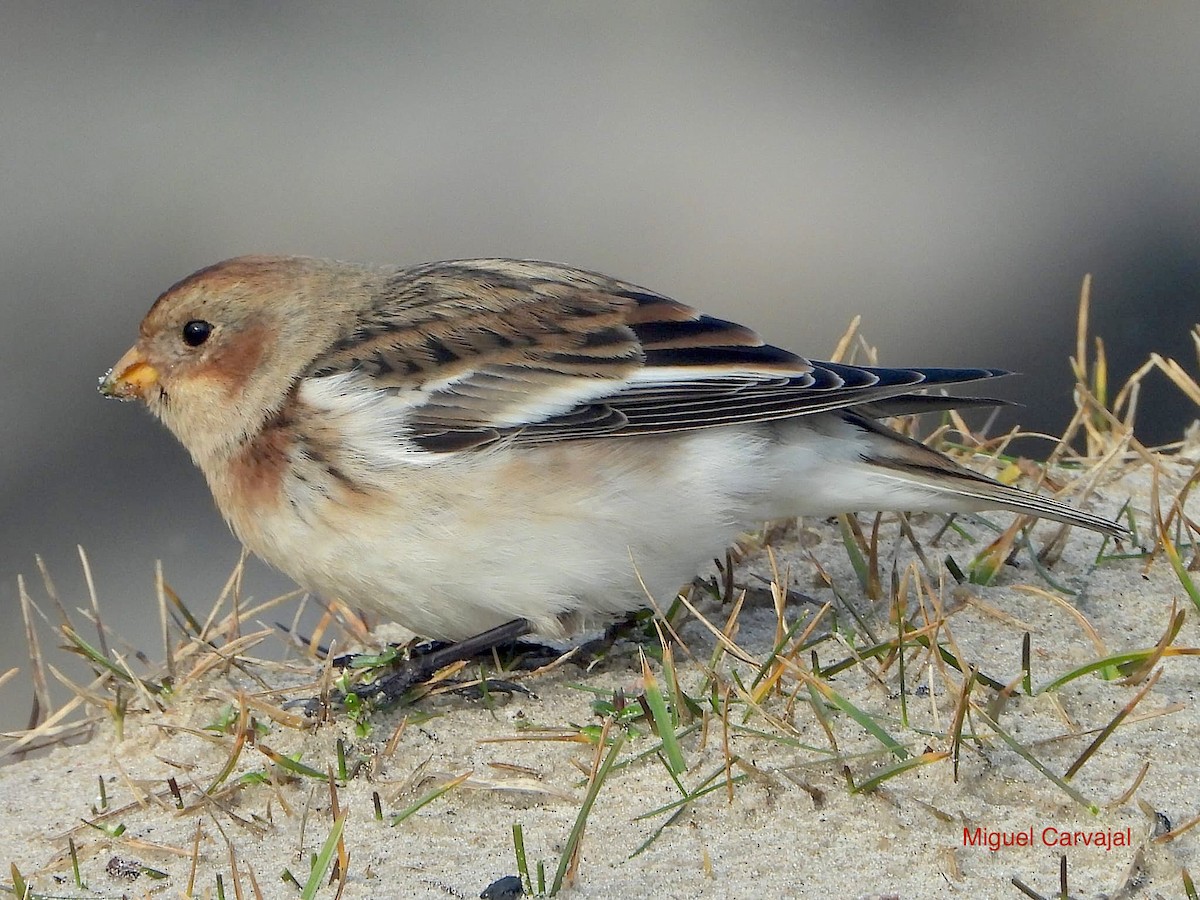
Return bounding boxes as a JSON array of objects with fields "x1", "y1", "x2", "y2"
[{"x1": 99, "y1": 346, "x2": 160, "y2": 401}]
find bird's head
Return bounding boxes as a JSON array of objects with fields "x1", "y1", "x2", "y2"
[{"x1": 100, "y1": 255, "x2": 366, "y2": 467}]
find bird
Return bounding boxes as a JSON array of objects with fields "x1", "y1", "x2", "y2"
[{"x1": 100, "y1": 256, "x2": 1126, "y2": 648}]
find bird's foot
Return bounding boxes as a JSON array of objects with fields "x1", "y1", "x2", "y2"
[{"x1": 295, "y1": 618, "x2": 536, "y2": 716}]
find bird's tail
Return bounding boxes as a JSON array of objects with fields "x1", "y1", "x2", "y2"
[{"x1": 852, "y1": 414, "x2": 1128, "y2": 539}]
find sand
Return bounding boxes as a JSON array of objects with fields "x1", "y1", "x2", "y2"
[{"x1": 1, "y1": 455, "x2": 1198, "y2": 900}]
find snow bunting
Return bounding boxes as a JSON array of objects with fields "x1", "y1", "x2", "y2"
[{"x1": 100, "y1": 256, "x2": 1125, "y2": 642}]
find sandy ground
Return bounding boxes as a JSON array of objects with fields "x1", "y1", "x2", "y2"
[{"x1": 1, "y1": 456, "x2": 1198, "y2": 900}]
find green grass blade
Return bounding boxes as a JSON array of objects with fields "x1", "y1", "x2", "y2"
[
  {"x1": 549, "y1": 726, "x2": 625, "y2": 896},
  {"x1": 640, "y1": 651, "x2": 686, "y2": 775},
  {"x1": 808, "y1": 677, "x2": 910, "y2": 760},
  {"x1": 300, "y1": 811, "x2": 346, "y2": 900}
]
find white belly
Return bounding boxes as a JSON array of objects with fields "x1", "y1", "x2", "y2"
[{"x1": 242, "y1": 428, "x2": 777, "y2": 640}]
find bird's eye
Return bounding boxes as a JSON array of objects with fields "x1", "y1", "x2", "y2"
[{"x1": 182, "y1": 320, "x2": 213, "y2": 347}]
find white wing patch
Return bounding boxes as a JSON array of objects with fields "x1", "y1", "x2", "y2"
[
  {"x1": 298, "y1": 372, "x2": 442, "y2": 467},
  {"x1": 424, "y1": 367, "x2": 629, "y2": 428}
]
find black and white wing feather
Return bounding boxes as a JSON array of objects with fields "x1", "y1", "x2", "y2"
[{"x1": 304, "y1": 259, "x2": 1008, "y2": 453}]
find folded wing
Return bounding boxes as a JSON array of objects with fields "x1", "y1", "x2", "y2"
[{"x1": 302, "y1": 259, "x2": 1008, "y2": 453}]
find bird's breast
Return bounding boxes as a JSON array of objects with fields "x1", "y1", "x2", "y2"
[{"x1": 207, "y1": 418, "x2": 295, "y2": 547}]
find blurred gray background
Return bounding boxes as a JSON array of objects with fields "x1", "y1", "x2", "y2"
[{"x1": 3, "y1": 3, "x2": 1199, "y2": 730}]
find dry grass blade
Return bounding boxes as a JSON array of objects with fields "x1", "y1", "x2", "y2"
[
  {"x1": 204, "y1": 693, "x2": 252, "y2": 794},
  {"x1": 828, "y1": 315, "x2": 862, "y2": 364},
  {"x1": 1151, "y1": 351, "x2": 1200, "y2": 408},
  {"x1": 1011, "y1": 585, "x2": 1108, "y2": 657},
  {"x1": 968, "y1": 520, "x2": 1023, "y2": 586},
  {"x1": 950, "y1": 668, "x2": 976, "y2": 782},
  {"x1": 1155, "y1": 810, "x2": 1200, "y2": 845},
  {"x1": 1064, "y1": 668, "x2": 1162, "y2": 780},
  {"x1": 76, "y1": 546, "x2": 109, "y2": 660},
  {"x1": 156, "y1": 560, "x2": 174, "y2": 682},
  {"x1": 1119, "y1": 604, "x2": 1186, "y2": 686},
  {"x1": 18, "y1": 576, "x2": 52, "y2": 730}
]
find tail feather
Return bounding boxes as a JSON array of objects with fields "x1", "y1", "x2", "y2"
[
  {"x1": 873, "y1": 462, "x2": 1128, "y2": 538},
  {"x1": 854, "y1": 394, "x2": 1014, "y2": 419},
  {"x1": 850, "y1": 413, "x2": 1128, "y2": 539}
]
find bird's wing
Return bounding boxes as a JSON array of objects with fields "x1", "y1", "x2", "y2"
[{"x1": 302, "y1": 259, "x2": 1008, "y2": 452}]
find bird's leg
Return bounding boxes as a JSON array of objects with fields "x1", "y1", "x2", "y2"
[
  {"x1": 302, "y1": 612, "x2": 652, "y2": 715},
  {"x1": 346, "y1": 617, "x2": 534, "y2": 707}
]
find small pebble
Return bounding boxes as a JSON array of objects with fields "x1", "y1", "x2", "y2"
[{"x1": 480, "y1": 874, "x2": 524, "y2": 900}]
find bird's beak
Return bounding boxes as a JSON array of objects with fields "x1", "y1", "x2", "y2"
[{"x1": 99, "y1": 346, "x2": 159, "y2": 401}]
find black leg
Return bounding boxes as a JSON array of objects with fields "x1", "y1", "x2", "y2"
[{"x1": 348, "y1": 617, "x2": 534, "y2": 707}]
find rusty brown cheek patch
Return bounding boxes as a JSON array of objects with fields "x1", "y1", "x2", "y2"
[{"x1": 193, "y1": 323, "x2": 270, "y2": 397}]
